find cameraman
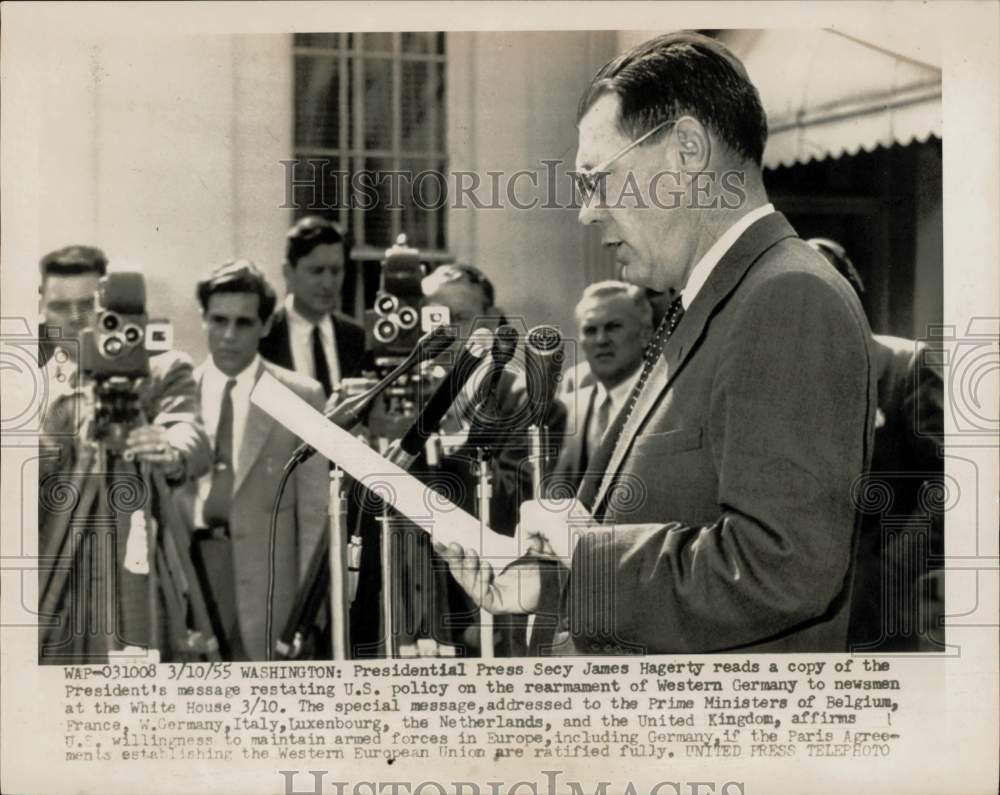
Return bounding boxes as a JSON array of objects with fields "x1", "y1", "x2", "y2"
[
  {"x1": 38, "y1": 245, "x2": 210, "y2": 478},
  {"x1": 37, "y1": 245, "x2": 211, "y2": 663}
]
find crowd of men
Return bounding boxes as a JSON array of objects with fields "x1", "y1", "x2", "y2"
[{"x1": 34, "y1": 31, "x2": 943, "y2": 664}]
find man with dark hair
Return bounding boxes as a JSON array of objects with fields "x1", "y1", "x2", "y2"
[
  {"x1": 259, "y1": 215, "x2": 365, "y2": 395},
  {"x1": 188, "y1": 260, "x2": 328, "y2": 660},
  {"x1": 36, "y1": 245, "x2": 211, "y2": 663},
  {"x1": 808, "y1": 237, "x2": 945, "y2": 652},
  {"x1": 438, "y1": 32, "x2": 875, "y2": 655}
]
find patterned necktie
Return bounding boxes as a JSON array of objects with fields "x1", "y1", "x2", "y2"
[
  {"x1": 577, "y1": 295, "x2": 685, "y2": 511},
  {"x1": 311, "y1": 324, "x2": 333, "y2": 396},
  {"x1": 202, "y1": 378, "x2": 237, "y2": 527}
]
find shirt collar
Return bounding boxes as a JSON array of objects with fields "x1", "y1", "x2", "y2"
[
  {"x1": 594, "y1": 365, "x2": 642, "y2": 414},
  {"x1": 285, "y1": 294, "x2": 333, "y2": 337},
  {"x1": 681, "y1": 203, "x2": 775, "y2": 310},
  {"x1": 204, "y1": 354, "x2": 260, "y2": 393}
]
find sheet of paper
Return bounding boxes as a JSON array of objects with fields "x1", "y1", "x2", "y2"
[{"x1": 250, "y1": 370, "x2": 520, "y2": 560}]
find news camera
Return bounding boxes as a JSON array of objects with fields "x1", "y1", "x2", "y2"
[
  {"x1": 79, "y1": 272, "x2": 173, "y2": 451},
  {"x1": 362, "y1": 234, "x2": 451, "y2": 439}
]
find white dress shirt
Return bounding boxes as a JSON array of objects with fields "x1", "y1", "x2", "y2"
[
  {"x1": 681, "y1": 203, "x2": 775, "y2": 309},
  {"x1": 592, "y1": 366, "x2": 642, "y2": 422},
  {"x1": 285, "y1": 294, "x2": 341, "y2": 387},
  {"x1": 195, "y1": 354, "x2": 260, "y2": 527}
]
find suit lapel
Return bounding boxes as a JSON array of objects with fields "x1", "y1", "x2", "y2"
[
  {"x1": 591, "y1": 212, "x2": 798, "y2": 514},
  {"x1": 276, "y1": 311, "x2": 295, "y2": 370},
  {"x1": 233, "y1": 361, "x2": 274, "y2": 495}
]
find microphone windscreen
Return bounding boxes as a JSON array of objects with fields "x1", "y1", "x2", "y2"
[
  {"x1": 491, "y1": 325, "x2": 520, "y2": 366},
  {"x1": 398, "y1": 328, "x2": 493, "y2": 457},
  {"x1": 524, "y1": 324, "x2": 565, "y2": 412}
]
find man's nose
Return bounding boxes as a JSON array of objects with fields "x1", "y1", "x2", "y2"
[
  {"x1": 577, "y1": 192, "x2": 606, "y2": 226},
  {"x1": 222, "y1": 322, "x2": 238, "y2": 340}
]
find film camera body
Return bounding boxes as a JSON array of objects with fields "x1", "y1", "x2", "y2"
[
  {"x1": 361, "y1": 235, "x2": 451, "y2": 439},
  {"x1": 364, "y1": 234, "x2": 450, "y2": 363},
  {"x1": 79, "y1": 272, "x2": 173, "y2": 449}
]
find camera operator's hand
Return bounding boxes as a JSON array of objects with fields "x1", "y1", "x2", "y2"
[{"x1": 124, "y1": 424, "x2": 184, "y2": 479}]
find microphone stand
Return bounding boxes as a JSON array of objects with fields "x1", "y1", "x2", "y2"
[
  {"x1": 327, "y1": 466, "x2": 350, "y2": 660},
  {"x1": 474, "y1": 445, "x2": 495, "y2": 659}
]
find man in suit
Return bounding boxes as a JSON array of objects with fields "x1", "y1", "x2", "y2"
[
  {"x1": 35, "y1": 245, "x2": 211, "y2": 663},
  {"x1": 259, "y1": 215, "x2": 366, "y2": 395},
  {"x1": 551, "y1": 281, "x2": 652, "y2": 494},
  {"x1": 191, "y1": 260, "x2": 328, "y2": 660},
  {"x1": 808, "y1": 238, "x2": 945, "y2": 652},
  {"x1": 437, "y1": 32, "x2": 875, "y2": 655}
]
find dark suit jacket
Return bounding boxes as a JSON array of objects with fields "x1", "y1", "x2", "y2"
[
  {"x1": 549, "y1": 384, "x2": 599, "y2": 497},
  {"x1": 259, "y1": 307, "x2": 366, "y2": 382},
  {"x1": 562, "y1": 212, "x2": 876, "y2": 654},
  {"x1": 848, "y1": 333, "x2": 944, "y2": 650}
]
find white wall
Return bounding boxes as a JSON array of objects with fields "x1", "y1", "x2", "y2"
[
  {"x1": 8, "y1": 33, "x2": 294, "y2": 363},
  {"x1": 446, "y1": 31, "x2": 618, "y2": 342}
]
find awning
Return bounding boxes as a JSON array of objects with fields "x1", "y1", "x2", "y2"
[{"x1": 717, "y1": 29, "x2": 942, "y2": 169}]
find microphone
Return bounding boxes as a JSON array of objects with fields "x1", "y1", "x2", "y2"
[
  {"x1": 289, "y1": 324, "x2": 457, "y2": 466},
  {"x1": 523, "y1": 325, "x2": 564, "y2": 425},
  {"x1": 465, "y1": 325, "x2": 521, "y2": 449},
  {"x1": 472, "y1": 324, "x2": 520, "y2": 410},
  {"x1": 396, "y1": 328, "x2": 494, "y2": 460}
]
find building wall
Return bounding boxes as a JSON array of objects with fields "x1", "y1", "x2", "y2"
[
  {"x1": 446, "y1": 31, "x2": 618, "y2": 341},
  {"x1": 16, "y1": 33, "x2": 294, "y2": 363}
]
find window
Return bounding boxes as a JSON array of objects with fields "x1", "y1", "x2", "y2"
[{"x1": 292, "y1": 33, "x2": 448, "y2": 315}]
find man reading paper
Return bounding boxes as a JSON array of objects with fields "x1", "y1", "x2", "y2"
[{"x1": 435, "y1": 32, "x2": 876, "y2": 654}]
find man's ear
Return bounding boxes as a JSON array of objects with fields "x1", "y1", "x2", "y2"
[
  {"x1": 674, "y1": 117, "x2": 711, "y2": 173},
  {"x1": 261, "y1": 314, "x2": 274, "y2": 337},
  {"x1": 282, "y1": 261, "x2": 293, "y2": 286}
]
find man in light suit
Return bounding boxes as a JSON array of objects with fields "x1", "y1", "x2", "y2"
[
  {"x1": 190, "y1": 260, "x2": 328, "y2": 660},
  {"x1": 259, "y1": 215, "x2": 366, "y2": 395},
  {"x1": 437, "y1": 32, "x2": 875, "y2": 654},
  {"x1": 551, "y1": 281, "x2": 652, "y2": 496}
]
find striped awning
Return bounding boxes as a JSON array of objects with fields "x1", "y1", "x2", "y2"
[{"x1": 717, "y1": 28, "x2": 942, "y2": 169}]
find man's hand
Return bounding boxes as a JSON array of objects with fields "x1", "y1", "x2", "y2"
[
  {"x1": 124, "y1": 424, "x2": 184, "y2": 477},
  {"x1": 432, "y1": 540, "x2": 551, "y2": 615}
]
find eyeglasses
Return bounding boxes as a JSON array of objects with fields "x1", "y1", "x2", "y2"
[{"x1": 573, "y1": 117, "x2": 677, "y2": 201}]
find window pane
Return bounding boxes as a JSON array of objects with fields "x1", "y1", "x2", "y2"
[
  {"x1": 401, "y1": 61, "x2": 432, "y2": 152},
  {"x1": 362, "y1": 33, "x2": 394, "y2": 54},
  {"x1": 295, "y1": 33, "x2": 342, "y2": 50},
  {"x1": 401, "y1": 32, "x2": 440, "y2": 55},
  {"x1": 363, "y1": 58, "x2": 394, "y2": 150},
  {"x1": 358, "y1": 157, "x2": 395, "y2": 248},
  {"x1": 434, "y1": 62, "x2": 446, "y2": 151},
  {"x1": 289, "y1": 157, "x2": 347, "y2": 216},
  {"x1": 294, "y1": 55, "x2": 341, "y2": 150},
  {"x1": 400, "y1": 158, "x2": 444, "y2": 250}
]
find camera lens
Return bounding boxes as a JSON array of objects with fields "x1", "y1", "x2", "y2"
[
  {"x1": 376, "y1": 294, "x2": 398, "y2": 316},
  {"x1": 123, "y1": 324, "x2": 143, "y2": 345},
  {"x1": 101, "y1": 312, "x2": 120, "y2": 331},
  {"x1": 102, "y1": 336, "x2": 124, "y2": 357},
  {"x1": 397, "y1": 306, "x2": 418, "y2": 330},
  {"x1": 374, "y1": 318, "x2": 398, "y2": 343}
]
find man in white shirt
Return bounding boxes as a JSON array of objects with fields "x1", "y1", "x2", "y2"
[
  {"x1": 436, "y1": 31, "x2": 875, "y2": 655},
  {"x1": 190, "y1": 260, "x2": 328, "y2": 660},
  {"x1": 551, "y1": 281, "x2": 651, "y2": 494},
  {"x1": 259, "y1": 216, "x2": 366, "y2": 396}
]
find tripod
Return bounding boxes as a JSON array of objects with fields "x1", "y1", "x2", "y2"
[{"x1": 38, "y1": 385, "x2": 221, "y2": 663}]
